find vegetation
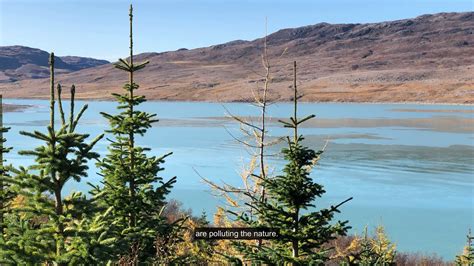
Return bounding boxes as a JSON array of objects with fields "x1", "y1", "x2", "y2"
[
  {"x1": 0, "y1": 53, "x2": 105, "y2": 264},
  {"x1": 456, "y1": 229, "x2": 474, "y2": 266},
  {"x1": 224, "y1": 61, "x2": 351, "y2": 265},
  {"x1": 90, "y1": 5, "x2": 179, "y2": 264},
  {"x1": 201, "y1": 24, "x2": 283, "y2": 262},
  {"x1": 0, "y1": 95, "x2": 15, "y2": 263},
  {"x1": 0, "y1": 95, "x2": 12, "y2": 236},
  {"x1": 333, "y1": 226, "x2": 396, "y2": 265},
  {"x1": 0, "y1": 4, "x2": 467, "y2": 265}
]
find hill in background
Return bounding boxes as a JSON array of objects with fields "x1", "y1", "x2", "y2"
[
  {"x1": 0, "y1": 12, "x2": 472, "y2": 103},
  {"x1": 0, "y1": 46, "x2": 109, "y2": 82}
]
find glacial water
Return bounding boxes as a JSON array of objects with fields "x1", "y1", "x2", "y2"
[{"x1": 3, "y1": 99, "x2": 473, "y2": 259}]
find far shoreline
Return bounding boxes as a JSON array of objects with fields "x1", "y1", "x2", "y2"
[
  {"x1": 2, "y1": 103, "x2": 33, "y2": 112},
  {"x1": 2, "y1": 96, "x2": 473, "y2": 106}
]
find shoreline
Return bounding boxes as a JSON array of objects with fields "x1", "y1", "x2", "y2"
[
  {"x1": 3, "y1": 96, "x2": 473, "y2": 106},
  {"x1": 2, "y1": 103, "x2": 33, "y2": 112}
]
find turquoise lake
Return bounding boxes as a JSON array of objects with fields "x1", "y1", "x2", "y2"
[{"x1": 2, "y1": 99, "x2": 473, "y2": 259}]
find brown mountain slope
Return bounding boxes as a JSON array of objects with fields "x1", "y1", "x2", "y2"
[
  {"x1": 0, "y1": 46, "x2": 109, "y2": 82},
  {"x1": 0, "y1": 12, "x2": 473, "y2": 103}
]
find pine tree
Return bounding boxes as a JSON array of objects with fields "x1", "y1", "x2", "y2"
[
  {"x1": 233, "y1": 61, "x2": 352, "y2": 265},
  {"x1": 456, "y1": 229, "x2": 474, "y2": 265},
  {"x1": 337, "y1": 226, "x2": 396, "y2": 265},
  {"x1": 154, "y1": 204, "x2": 216, "y2": 264},
  {"x1": 0, "y1": 94, "x2": 20, "y2": 263},
  {"x1": 0, "y1": 95, "x2": 12, "y2": 235},
  {"x1": 0, "y1": 53, "x2": 105, "y2": 264},
  {"x1": 355, "y1": 227, "x2": 379, "y2": 265},
  {"x1": 92, "y1": 5, "x2": 177, "y2": 263}
]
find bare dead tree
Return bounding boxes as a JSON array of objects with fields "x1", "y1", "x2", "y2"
[{"x1": 201, "y1": 18, "x2": 288, "y2": 217}]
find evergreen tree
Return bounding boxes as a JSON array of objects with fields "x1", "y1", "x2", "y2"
[
  {"x1": 92, "y1": 5, "x2": 177, "y2": 263},
  {"x1": 232, "y1": 61, "x2": 352, "y2": 265},
  {"x1": 0, "y1": 53, "x2": 105, "y2": 264},
  {"x1": 456, "y1": 229, "x2": 474, "y2": 265},
  {"x1": 337, "y1": 226, "x2": 396, "y2": 265},
  {"x1": 154, "y1": 204, "x2": 216, "y2": 264},
  {"x1": 0, "y1": 94, "x2": 20, "y2": 263},
  {"x1": 0, "y1": 95, "x2": 12, "y2": 235}
]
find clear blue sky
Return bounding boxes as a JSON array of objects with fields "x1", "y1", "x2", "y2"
[{"x1": 1, "y1": 0, "x2": 472, "y2": 61}]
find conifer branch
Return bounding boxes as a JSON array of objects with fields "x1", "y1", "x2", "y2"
[
  {"x1": 72, "y1": 104, "x2": 88, "y2": 131},
  {"x1": 69, "y1": 85, "x2": 75, "y2": 132},
  {"x1": 57, "y1": 84, "x2": 66, "y2": 125}
]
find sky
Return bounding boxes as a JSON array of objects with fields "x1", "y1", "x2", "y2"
[{"x1": 0, "y1": 0, "x2": 472, "y2": 61}]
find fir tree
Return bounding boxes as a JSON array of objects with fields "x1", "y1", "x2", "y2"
[
  {"x1": 233, "y1": 61, "x2": 352, "y2": 265},
  {"x1": 337, "y1": 226, "x2": 396, "y2": 265},
  {"x1": 1, "y1": 53, "x2": 105, "y2": 264},
  {"x1": 456, "y1": 229, "x2": 474, "y2": 265},
  {"x1": 92, "y1": 5, "x2": 177, "y2": 263},
  {"x1": 0, "y1": 94, "x2": 20, "y2": 263},
  {"x1": 0, "y1": 95, "x2": 12, "y2": 235}
]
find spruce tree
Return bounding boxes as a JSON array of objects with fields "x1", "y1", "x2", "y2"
[
  {"x1": 0, "y1": 95, "x2": 12, "y2": 235},
  {"x1": 456, "y1": 229, "x2": 474, "y2": 265},
  {"x1": 0, "y1": 53, "x2": 105, "y2": 264},
  {"x1": 233, "y1": 61, "x2": 352, "y2": 265},
  {"x1": 337, "y1": 226, "x2": 396, "y2": 265},
  {"x1": 92, "y1": 5, "x2": 177, "y2": 263},
  {"x1": 0, "y1": 94, "x2": 19, "y2": 263}
]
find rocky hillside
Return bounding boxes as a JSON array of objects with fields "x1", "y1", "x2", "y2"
[
  {"x1": 0, "y1": 46, "x2": 109, "y2": 82},
  {"x1": 0, "y1": 12, "x2": 472, "y2": 103}
]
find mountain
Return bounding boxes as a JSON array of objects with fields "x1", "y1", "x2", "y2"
[
  {"x1": 59, "y1": 56, "x2": 109, "y2": 70},
  {"x1": 0, "y1": 46, "x2": 109, "y2": 82},
  {"x1": 0, "y1": 12, "x2": 472, "y2": 103}
]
